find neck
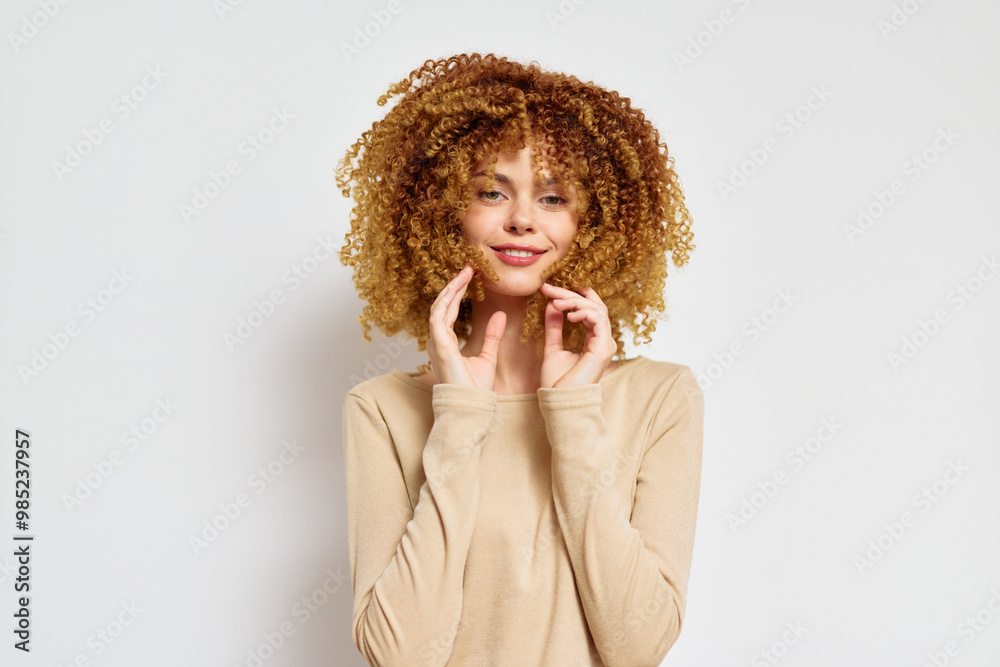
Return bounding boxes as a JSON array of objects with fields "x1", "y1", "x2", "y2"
[{"x1": 459, "y1": 291, "x2": 542, "y2": 394}]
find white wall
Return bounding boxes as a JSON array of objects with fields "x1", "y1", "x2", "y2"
[{"x1": 1, "y1": 1, "x2": 998, "y2": 665}]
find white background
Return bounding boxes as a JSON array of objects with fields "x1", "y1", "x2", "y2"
[{"x1": 1, "y1": 1, "x2": 999, "y2": 665}]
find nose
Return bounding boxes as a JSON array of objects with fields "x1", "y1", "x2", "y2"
[{"x1": 505, "y1": 199, "x2": 535, "y2": 233}]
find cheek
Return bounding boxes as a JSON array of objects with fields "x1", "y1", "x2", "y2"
[
  {"x1": 559, "y1": 216, "x2": 581, "y2": 247},
  {"x1": 459, "y1": 211, "x2": 488, "y2": 244}
]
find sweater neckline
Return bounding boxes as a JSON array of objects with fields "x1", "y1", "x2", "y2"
[{"x1": 389, "y1": 355, "x2": 647, "y2": 401}]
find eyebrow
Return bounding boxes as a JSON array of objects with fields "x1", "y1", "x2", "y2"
[{"x1": 473, "y1": 171, "x2": 560, "y2": 186}]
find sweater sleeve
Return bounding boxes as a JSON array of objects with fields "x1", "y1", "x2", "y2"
[
  {"x1": 536, "y1": 367, "x2": 704, "y2": 667},
  {"x1": 342, "y1": 383, "x2": 497, "y2": 667}
]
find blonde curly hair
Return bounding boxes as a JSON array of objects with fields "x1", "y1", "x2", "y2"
[{"x1": 336, "y1": 53, "x2": 694, "y2": 373}]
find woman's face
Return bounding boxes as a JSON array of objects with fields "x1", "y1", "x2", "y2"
[{"x1": 461, "y1": 145, "x2": 579, "y2": 297}]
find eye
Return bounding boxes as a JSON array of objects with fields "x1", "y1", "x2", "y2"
[
  {"x1": 541, "y1": 195, "x2": 567, "y2": 206},
  {"x1": 479, "y1": 189, "x2": 504, "y2": 201}
]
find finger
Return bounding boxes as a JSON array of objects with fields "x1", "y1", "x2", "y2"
[
  {"x1": 540, "y1": 282, "x2": 582, "y2": 299},
  {"x1": 557, "y1": 298, "x2": 609, "y2": 346},
  {"x1": 549, "y1": 283, "x2": 606, "y2": 306},
  {"x1": 552, "y1": 295, "x2": 599, "y2": 320},
  {"x1": 543, "y1": 300, "x2": 566, "y2": 354},
  {"x1": 444, "y1": 268, "x2": 472, "y2": 327},
  {"x1": 438, "y1": 264, "x2": 474, "y2": 296},
  {"x1": 566, "y1": 286, "x2": 607, "y2": 313},
  {"x1": 572, "y1": 299, "x2": 613, "y2": 331},
  {"x1": 428, "y1": 272, "x2": 470, "y2": 360},
  {"x1": 480, "y1": 310, "x2": 506, "y2": 363},
  {"x1": 577, "y1": 286, "x2": 609, "y2": 313},
  {"x1": 565, "y1": 308, "x2": 602, "y2": 331},
  {"x1": 559, "y1": 297, "x2": 609, "y2": 338},
  {"x1": 432, "y1": 265, "x2": 470, "y2": 304},
  {"x1": 430, "y1": 266, "x2": 469, "y2": 325},
  {"x1": 548, "y1": 295, "x2": 590, "y2": 312}
]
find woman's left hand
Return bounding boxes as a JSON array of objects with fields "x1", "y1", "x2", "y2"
[{"x1": 539, "y1": 282, "x2": 618, "y2": 389}]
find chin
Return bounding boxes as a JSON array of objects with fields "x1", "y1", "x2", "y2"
[
  {"x1": 482, "y1": 277, "x2": 544, "y2": 298},
  {"x1": 480, "y1": 254, "x2": 559, "y2": 296}
]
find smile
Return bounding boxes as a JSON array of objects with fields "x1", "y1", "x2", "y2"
[{"x1": 493, "y1": 248, "x2": 546, "y2": 266}]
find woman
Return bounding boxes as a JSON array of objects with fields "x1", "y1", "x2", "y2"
[{"x1": 338, "y1": 53, "x2": 703, "y2": 666}]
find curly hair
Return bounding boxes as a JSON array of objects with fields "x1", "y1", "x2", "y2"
[{"x1": 336, "y1": 53, "x2": 694, "y2": 373}]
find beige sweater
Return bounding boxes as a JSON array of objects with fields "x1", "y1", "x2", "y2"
[{"x1": 342, "y1": 355, "x2": 704, "y2": 666}]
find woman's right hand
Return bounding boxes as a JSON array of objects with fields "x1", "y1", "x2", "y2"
[{"x1": 426, "y1": 263, "x2": 506, "y2": 390}]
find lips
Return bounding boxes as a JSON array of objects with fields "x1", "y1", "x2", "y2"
[
  {"x1": 490, "y1": 244, "x2": 545, "y2": 254},
  {"x1": 492, "y1": 246, "x2": 546, "y2": 266}
]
